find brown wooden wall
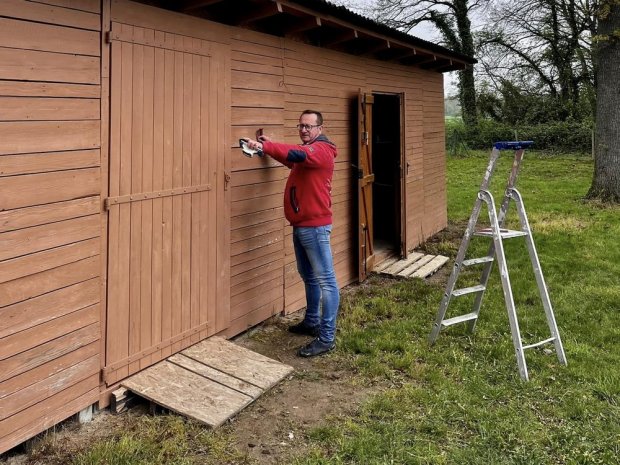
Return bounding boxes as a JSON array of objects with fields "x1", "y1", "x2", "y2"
[
  {"x1": 0, "y1": 0, "x2": 447, "y2": 453},
  {"x1": 219, "y1": 22, "x2": 447, "y2": 318},
  {"x1": 227, "y1": 29, "x2": 287, "y2": 336},
  {"x1": 0, "y1": 0, "x2": 102, "y2": 453}
]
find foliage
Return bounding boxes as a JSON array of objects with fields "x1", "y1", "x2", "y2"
[
  {"x1": 373, "y1": 0, "x2": 481, "y2": 126},
  {"x1": 446, "y1": 117, "x2": 593, "y2": 153},
  {"x1": 476, "y1": 0, "x2": 597, "y2": 120},
  {"x1": 477, "y1": 81, "x2": 594, "y2": 125}
]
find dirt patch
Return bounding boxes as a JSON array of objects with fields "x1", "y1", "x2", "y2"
[
  {"x1": 1, "y1": 314, "x2": 375, "y2": 465},
  {"x1": 225, "y1": 318, "x2": 374, "y2": 464}
]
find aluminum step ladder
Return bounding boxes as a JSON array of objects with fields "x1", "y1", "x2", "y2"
[{"x1": 429, "y1": 141, "x2": 567, "y2": 381}]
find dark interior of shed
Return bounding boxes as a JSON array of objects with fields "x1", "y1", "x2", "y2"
[{"x1": 371, "y1": 93, "x2": 402, "y2": 256}]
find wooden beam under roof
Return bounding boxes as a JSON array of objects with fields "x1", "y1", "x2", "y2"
[
  {"x1": 181, "y1": 0, "x2": 226, "y2": 12},
  {"x1": 235, "y1": 1, "x2": 284, "y2": 26},
  {"x1": 284, "y1": 15, "x2": 322, "y2": 34},
  {"x1": 321, "y1": 28, "x2": 359, "y2": 47},
  {"x1": 362, "y1": 39, "x2": 391, "y2": 56},
  {"x1": 276, "y1": 0, "x2": 464, "y2": 67}
]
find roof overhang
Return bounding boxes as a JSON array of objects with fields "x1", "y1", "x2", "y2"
[{"x1": 147, "y1": 0, "x2": 475, "y2": 72}]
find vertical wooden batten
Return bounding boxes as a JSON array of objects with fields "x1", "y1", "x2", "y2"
[{"x1": 99, "y1": 0, "x2": 112, "y2": 408}]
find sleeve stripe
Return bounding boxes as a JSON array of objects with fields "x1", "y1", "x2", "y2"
[{"x1": 287, "y1": 148, "x2": 307, "y2": 163}]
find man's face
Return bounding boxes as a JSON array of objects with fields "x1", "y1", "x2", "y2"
[{"x1": 298, "y1": 113, "x2": 322, "y2": 144}]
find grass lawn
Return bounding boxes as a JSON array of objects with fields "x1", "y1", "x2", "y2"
[
  {"x1": 15, "y1": 151, "x2": 618, "y2": 465},
  {"x1": 299, "y1": 151, "x2": 620, "y2": 464}
]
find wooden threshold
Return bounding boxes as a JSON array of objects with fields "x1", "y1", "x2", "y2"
[{"x1": 120, "y1": 337, "x2": 293, "y2": 427}]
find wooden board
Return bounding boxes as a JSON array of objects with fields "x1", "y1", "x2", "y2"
[
  {"x1": 375, "y1": 252, "x2": 449, "y2": 279},
  {"x1": 121, "y1": 337, "x2": 293, "y2": 427}
]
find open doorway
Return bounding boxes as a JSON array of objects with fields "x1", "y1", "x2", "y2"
[{"x1": 371, "y1": 93, "x2": 403, "y2": 260}]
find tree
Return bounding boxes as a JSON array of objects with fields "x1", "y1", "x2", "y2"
[
  {"x1": 587, "y1": 1, "x2": 620, "y2": 202},
  {"x1": 477, "y1": 0, "x2": 597, "y2": 121},
  {"x1": 373, "y1": 0, "x2": 484, "y2": 126}
]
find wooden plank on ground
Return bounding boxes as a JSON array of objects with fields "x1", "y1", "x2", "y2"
[
  {"x1": 397, "y1": 254, "x2": 436, "y2": 277},
  {"x1": 410, "y1": 255, "x2": 450, "y2": 278},
  {"x1": 181, "y1": 337, "x2": 293, "y2": 390},
  {"x1": 168, "y1": 353, "x2": 263, "y2": 398},
  {"x1": 118, "y1": 336, "x2": 292, "y2": 428},
  {"x1": 121, "y1": 360, "x2": 254, "y2": 428},
  {"x1": 373, "y1": 256, "x2": 399, "y2": 273},
  {"x1": 381, "y1": 252, "x2": 424, "y2": 275}
]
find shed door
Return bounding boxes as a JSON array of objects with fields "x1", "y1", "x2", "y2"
[
  {"x1": 104, "y1": 24, "x2": 230, "y2": 385},
  {"x1": 358, "y1": 93, "x2": 375, "y2": 281}
]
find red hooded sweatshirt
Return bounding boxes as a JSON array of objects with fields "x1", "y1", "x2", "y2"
[{"x1": 262, "y1": 135, "x2": 337, "y2": 227}]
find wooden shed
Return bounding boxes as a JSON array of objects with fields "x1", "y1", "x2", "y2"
[{"x1": 0, "y1": 0, "x2": 474, "y2": 453}]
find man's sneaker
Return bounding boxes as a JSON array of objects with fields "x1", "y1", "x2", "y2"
[
  {"x1": 297, "y1": 338, "x2": 335, "y2": 357},
  {"x1": 288, "y1": 321, "x2": 320, "y2": 337}
]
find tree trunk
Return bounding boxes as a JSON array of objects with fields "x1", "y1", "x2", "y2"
[
  {"x1": 459, "y1": 66, "x2": 478, "y2": 127},
  {"x1": 588, "y1": 3, "x2": 620, "y2": 202},
  {"x1": 455, "y1": 0, "x2": 477, "y2": 126}
]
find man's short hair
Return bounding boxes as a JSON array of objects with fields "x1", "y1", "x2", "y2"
[{"x1": 301, "y1": 110, "x2": 323, "y2": 126}]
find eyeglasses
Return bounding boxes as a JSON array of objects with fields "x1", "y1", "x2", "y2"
[{"x1": 296, "y1": 124, "x2": 321, "y2": 131}]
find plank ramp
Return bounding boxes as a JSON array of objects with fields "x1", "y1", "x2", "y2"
[
  {"x1": 121, "y1": 337, "x2": 293, "y2": 427},
  {"x1": 375, "y1": 252, "x2": 449, "y2": 279}
]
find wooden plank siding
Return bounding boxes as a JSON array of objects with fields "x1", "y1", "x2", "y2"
[
  {"x1": 103, "y1": 20, "x2": 231, "y2": 386},
  {"x1": 0, "y1": 0, "x2": 449, "y2": 452},
  {"x1": 0, "y1": 0, "x2": 102, "y2": 454},
  {"x1": 227, "y1": 29, "x2": 286, "y2": 335}
]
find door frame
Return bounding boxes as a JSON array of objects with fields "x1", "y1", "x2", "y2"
[{"x1": 357, "y1": 91, "x2": 407, "y2": 282}]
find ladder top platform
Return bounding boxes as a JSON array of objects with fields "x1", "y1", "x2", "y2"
[{"x1": 494, "y1": 141, "x2": 534, "y2": 150}]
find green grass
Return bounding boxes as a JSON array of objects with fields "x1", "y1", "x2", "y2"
[
  {"x1": 25, "y1": 151, "x2": 619, "y2": 465},
  {"x1": 297, "y1": 151, "x2": 620, "y2": 464}
]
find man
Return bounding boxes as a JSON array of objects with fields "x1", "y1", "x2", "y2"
[{"x1": 243, "y1": 110, "x2": 339, "y2": 357}]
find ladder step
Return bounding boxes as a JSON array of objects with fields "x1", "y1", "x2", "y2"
[
  {"x1": 474, "y1": 228, "x2": 528, "y2": 239},
  {"x1": 451, "y1": 284, "x2": 486, "y2": 297},
  {"x1": 522, "y1": 337, "x2": 556, "y2": 350},
  {"x1": 441, "y1": 312, "x2": 479, "y2": 327},
  {"x1": 462, "y1": 256, "x2": 494, "y2": 266}
]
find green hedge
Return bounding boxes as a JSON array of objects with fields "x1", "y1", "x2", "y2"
[{"x1": 446, "y1": 118, "x2": 593, "y2": 154}]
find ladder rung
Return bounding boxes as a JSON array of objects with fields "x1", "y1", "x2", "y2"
[
  {"x1": 441, "y1": 312, "x2": 479, "y2": 327},
  {"x1": 451, "y1": 285, "x2": 486, "y2": 297},
  {"x1": 474, "y1": 228, "x2": 528, "y2": 239},
  {"x1": 462, "y1": 256, "x2": 494, "y2": 266},
  {"x1": 522, "y1": 337, "x2": 556, "y2": 350}
]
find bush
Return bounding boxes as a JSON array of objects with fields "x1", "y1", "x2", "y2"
[{"x1": 446, "y1": 118, "x2": 593, "y2": 154}]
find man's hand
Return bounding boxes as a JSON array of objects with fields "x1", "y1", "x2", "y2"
[{"x1": 243, "y1": 138, "x2": 263, "y2": 151}]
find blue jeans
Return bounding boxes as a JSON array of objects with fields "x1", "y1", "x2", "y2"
[{"x1": 293, "y1": 225, "x2": 340, "y2": 343}]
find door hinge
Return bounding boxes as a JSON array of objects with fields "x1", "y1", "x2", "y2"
[
  {"x1": 224, "y1": 171, "x2": 231, "y2": 190},
  {"x1": 362, "y1": 131, "x2": 369, "y2": 145}
]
